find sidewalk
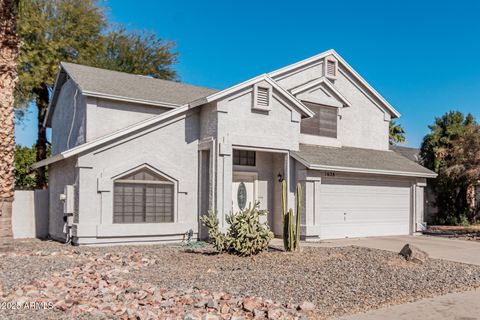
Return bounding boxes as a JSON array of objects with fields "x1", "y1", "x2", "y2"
[{"x1": 335, "y1": 289, "x2": 480, "y2": 320}]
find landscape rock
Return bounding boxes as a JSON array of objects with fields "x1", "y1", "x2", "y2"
[
  {"x1": 242, "y1": 297, "x2": 257, "y2": 312},
  {"x1": 207, "y1": 298, "x2": 217, "y2": 309},
  {"x1": 298, "y1": 301, "x2": 315, "y2": 311},
  {"x1": 253, "y1": 308, "x2": 267, "y2": 318},
  {"x1": 1, "y1": 239, "x2": 480, "y2": 320},
  {"x1": 399, "y1": 244, "x2": 429, "y2": 263}
]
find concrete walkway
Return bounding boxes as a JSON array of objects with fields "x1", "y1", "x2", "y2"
[
  {"x1": 336, "y1": 289, "x2": 480, "y2": 320},
  {"x1": 308, "y1": 235, "x2": 480, "y2": 320},
  {"x1": 309, "y1": 235, "x2": 480, "y2": 265}
]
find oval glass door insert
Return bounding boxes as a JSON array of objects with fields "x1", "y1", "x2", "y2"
[{"x1": 237, "y1": 182, "x2": 247, "y2": 210}]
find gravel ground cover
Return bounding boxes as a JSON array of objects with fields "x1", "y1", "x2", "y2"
[
  {"x1": 425, "y1": 225, "x2": 480, "y2": 241},
  {"x1": 1, "y1": 239, "x2": 480, "y2": 319}
]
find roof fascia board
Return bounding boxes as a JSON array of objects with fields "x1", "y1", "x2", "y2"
[
  {"x1": 31, "y1": 153, "x2": 65, "y2": 169},
  {"x1": 269, "y1": 49, "x2": 334, "y2": 78},
  {"x1": 290, "y1": 152, "x2": 437, "y2": 178},
  {"x1": 290, "y1": 77, "x2": 352, "y2": 107},
  {"x1": 333, "y1": 52, "x2": 400, "y2": 118},
  {"x1": 197, "y1": 74, "x2": 265, "y2": 104},
  {"x1": 265, "y1": 76, "x2": 315, "y2": 117},
  {"x1": 81, "y1": 90, "x2": 181, "y2": 109},
  {"x1": 190, "y1": 74, "x2": 314, "y2": 118},
  {"x1": 32, "y1": 104, "x2": 189, "y2": 169},
  {"x1": 45, "y1": 63, "x2": 182, "y2": 128},
  {"x1": 44, "y1": 68, "x2": 65, "y2": 127},
  {"x1": 268, "y1": 49, "x2": 400, "y2": 118}
]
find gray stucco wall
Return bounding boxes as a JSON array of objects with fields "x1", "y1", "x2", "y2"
[
  {"x1": 212, "y1": 85, "x2": 302, "y2": 230},
  {"x1": 199, "y1": 102, "x2": 218, "y2": 141},
  {"x1": 51, "y1": 79, "x2": 86, "y2": 155},
  {"x1": 12, "y1": 190, "x2": 49, "y2": 239},
  {"x1": 275, "y1": 61, "x2": 324, "y2": 89},
  {"x1": 334, "y1": 67, "x2": 390, "y2": 150},
  {"x1": 51, "y1": 81, "x2": 171, "y2": 155},
  {"x1": 86, "y1": 98, "x2": 169, "y2": 141},
  {"x1": 274, "y1": 57, "x2": 390, "y2": 151},
  {"x1": 217, "y1": 88, "x2": 301, "y2": 150},
  {"x1": 48, "y1": 156, "x2": 77, "y2": 241},
  {"x1": 72, "y1": 110, "x2": 201, "y2": 245}
]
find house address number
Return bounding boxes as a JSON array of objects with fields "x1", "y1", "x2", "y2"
[{"x1": 324, "y1": 171, "x2": 335, "y2": 177}]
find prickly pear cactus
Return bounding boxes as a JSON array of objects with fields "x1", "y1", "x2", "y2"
[
  {"x1": 199, "y1": 211, "x2": 227, "y2": 252},
  {"x1": 200, "y1": 202, "x2": 273, "y2": 256}
]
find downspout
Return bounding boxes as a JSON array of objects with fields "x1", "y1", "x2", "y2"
[{"x1": 66, "y1": 89, "x2": 78, "y2": 150}]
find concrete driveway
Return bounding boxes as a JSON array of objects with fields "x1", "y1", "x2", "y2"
[
  {"x1": 313, "y1": 235, "x2": 480, "y2": 320},
  {"x1": 336, "y1": 289, "x2": 480, "y2": 320},
  {"x1": 312, "y1": 235, "x2": 480, "y2": 265}
]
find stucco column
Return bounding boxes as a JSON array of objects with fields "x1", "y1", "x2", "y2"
[
  {"x1": 297, "y1": 166, "x2": 321, "y2": 239},
  {"x1": 215, "y1": 139, "x2": 232, "y2": 230},
  {"x1": 414, "y1": 178, "x2": 427, "y2": 232},
  {"x1": 74, "y1": 154, "x2": 98, "y2": 238}
]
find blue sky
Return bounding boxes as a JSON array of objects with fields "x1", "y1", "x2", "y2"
[{"x1": 16, "y1": 0, "x2": 480, "y2": 148}]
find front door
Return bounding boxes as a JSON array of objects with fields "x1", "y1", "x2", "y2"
[{"x1": 232, "y1": 173, "x2": 257, "y2": 213}]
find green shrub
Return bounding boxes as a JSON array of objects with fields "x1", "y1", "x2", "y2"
[{"x1": 200, "y1": 202, "x2": 273, "y2": 256}]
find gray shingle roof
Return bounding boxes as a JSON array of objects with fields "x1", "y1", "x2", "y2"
[
  {"x1": 292, "y1": 144, "x2": 436, "y2": 177},
  {"x1": 61, "y1": 62, "x2": 219, "y2": 106},
  {"x1": 390, "y1": 145, "x2": 421, "y2": 163}
]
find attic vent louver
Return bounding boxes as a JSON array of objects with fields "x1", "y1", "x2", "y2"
[
  {"x1": 257, "y1": 87, "x2": 270, "y2": 106},
  {"x1": 327, "y1": 60, "x2": 336, "y2": 76}
]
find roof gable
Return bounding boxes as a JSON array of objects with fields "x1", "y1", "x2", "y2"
[
  {"x1": 45, "y1": 62, "x2": 218, "y2": 127},
  {"x1": 268, "y1": 49, "x2": 400, "y2": 118},
  {"x1": 290, "y1": 77, "x2": 352, "y2": 108},
  {"x1": 189, "y1": 74, "x2": 315, "y2": 118}
]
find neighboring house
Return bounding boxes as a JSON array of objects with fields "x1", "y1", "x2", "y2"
[
  {"x1": 390, "y1": 145, "x2": 421, "y2": 163},
  {"x1": 390, "y1": 145, "x2": 437, "y2": 223},
  {"x1": 391, "y1": 145, "x2": 480, "y2": 224},
  {"x1": 34, "y1": 49, "x2": 437, "y2": 245}
]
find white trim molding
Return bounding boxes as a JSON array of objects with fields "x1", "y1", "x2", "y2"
[
  {"x1": 268, "y1": 49, "x2": 401, "y2": 118},
  {"x1": 290, "y1": 76, "x2": 352, "y2": 107}
]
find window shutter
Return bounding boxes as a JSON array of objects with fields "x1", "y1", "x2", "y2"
[
  {"x1": 257, "y1": 87, "x2": 269, "y2": 107},
  {"x1": 327, "y1": 60, "x2": 336, "y2": 77},
  {"x1": 300, "y1": 103, "x2": 338, "y2": 138}
]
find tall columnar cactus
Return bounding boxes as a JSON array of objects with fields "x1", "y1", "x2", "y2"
[
  {"x1": 294, "y1": 183, "x2": 302, "y2": 251},
  {"x1": 288, "y1": 209, "x2": 294, "y2": 251},
  {"x1": 281, "y1": 180, "x2": 302, "y2": 252}
]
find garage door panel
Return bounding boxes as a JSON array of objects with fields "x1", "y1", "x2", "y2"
[{"x1": 317, "y1": 178, "x2": 411, "y2": 239}]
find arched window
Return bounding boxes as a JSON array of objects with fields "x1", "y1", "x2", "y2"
[{"x1": 113, "y1": 167, "x2": 174, "y2": 223}]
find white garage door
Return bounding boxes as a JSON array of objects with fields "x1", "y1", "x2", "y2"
[{"x1": 317, "y1": 177, "x2": 411, "y2": 239}]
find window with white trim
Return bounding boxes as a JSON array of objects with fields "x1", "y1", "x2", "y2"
[
  {"x1": 113, "y1": 168, "x2": 174, "y2": 223},
  {"x1": 301, "y1": 102, "x2": 338, "y2": 138},
  {"x1": 233, "y1": 150, "x2": 256, "y2": 166}
]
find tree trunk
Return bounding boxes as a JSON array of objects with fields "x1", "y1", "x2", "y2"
[
  {"x1": 0, "y1": 0, "x2": 19, "y2": 251},
  {"x1": 34, "y1": 84, "x2": 49, "y2": 189}
]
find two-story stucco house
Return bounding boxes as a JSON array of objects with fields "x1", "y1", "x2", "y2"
[{"x1": 33, "y1": 49, "x2": 436, "y2": 245}]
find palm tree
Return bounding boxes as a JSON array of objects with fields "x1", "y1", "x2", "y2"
[{"x1": 0, "y1": 0, "x2": 19, "y2": 251}]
